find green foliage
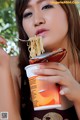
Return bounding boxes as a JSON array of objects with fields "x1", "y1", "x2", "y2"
[{"x1": 0, "y1": 0, "x2": 19, "y2": 55}]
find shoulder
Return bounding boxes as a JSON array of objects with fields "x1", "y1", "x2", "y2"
[{"x1": 10, "y1": 56, "x2": 21, "y2": 89}]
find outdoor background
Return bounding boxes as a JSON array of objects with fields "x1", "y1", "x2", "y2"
[{"x1": 0, "y1": 0, "x2": 80, "y2": 55}]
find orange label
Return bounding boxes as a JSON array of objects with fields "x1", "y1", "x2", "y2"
[{"x1": 29, "y1": 76, "x2": 60, "y2": 108}]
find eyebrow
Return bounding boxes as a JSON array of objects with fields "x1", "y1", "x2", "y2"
[{"x1": 27, "y1": 0, "x2": 47, "y2": 8}]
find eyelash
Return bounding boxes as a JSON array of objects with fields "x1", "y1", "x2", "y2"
[
  {"x1": 23, "y1": 4, "x2": 54, "y2": 18},
  {"x1": 23, "y1": 12, "x2": 32, "y2": 18},
  {"x1": 42, "y1": 4, "x2": 54, "y2": 10}
]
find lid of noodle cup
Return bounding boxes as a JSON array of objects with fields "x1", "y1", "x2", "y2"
[{"x1": 29, "y1": 48, "x2": 67, "y2": 64}]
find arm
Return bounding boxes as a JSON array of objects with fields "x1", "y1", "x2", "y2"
[
  {"x1": 74, "y1": 100, "x2": 80, "y2": 120},
  {"x1": 73, "y1": 64, "x2": 80, "y2": 120},
  {"x1": 0, "y1": 36, "x2": 21, "y2": 120},
  {"x1": 0, "y1": 65, "x2": 21, "y2": 120},
  {"x1": 10, "y1": 56, "x2": 21, "y2": 112}
]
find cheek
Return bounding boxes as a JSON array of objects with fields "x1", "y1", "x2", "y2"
[
  {"x1": 53, "y1": 14, "x2": 68, "y2": 42},
  {"x1": 51, "y1": 16, "x2": 68, "y2": 39},
  {"x1": 45, "y1": 7, "x2": 68, "y2": 38},
  {"x1": 22, "y1": 19, "x2": 32, "y2": 37},
  {"x1": 50, "y1": 8, "x2": 68, "y2": 34},
  {"x1": 43, "y1": 10, "x2": 68, "y2": 50}
]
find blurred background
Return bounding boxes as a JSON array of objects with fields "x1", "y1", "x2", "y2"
[{"x1": 0, "y1": 0, "x2": 80, "y2": 55}]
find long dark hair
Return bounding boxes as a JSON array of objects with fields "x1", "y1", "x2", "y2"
[{"x1": 15, "y1": 0, "x2": 80, "y2": 119}]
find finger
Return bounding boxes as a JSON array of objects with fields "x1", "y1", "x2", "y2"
[
  {"x1": 37, "y1": 76, "x2": 67, "y2": 85},
  {"x1": 33, "y1": 68, "x2": 63, "y2": 76},
  {"x1": 60, "y1": 86, "x2": 69, "y2": 95},
  {"x1": 0, "y1": 36, "x2": 7, "y2": 45},
  {"x1": 39, "y1": 62, "x2": 67, "y2": 72}
]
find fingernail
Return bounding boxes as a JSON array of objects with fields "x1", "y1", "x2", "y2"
[
  {"x1": 34, "y1": 64, "x2": 41, "y2": 69},
  {"x1": 37, "y1": 77, "x2": 44, "y2": 80},
  {"x1": 32, "y1": 64, "x2": 40, "y2": 73},
  {"x1": 32, "y1": 69, "x2": 39, "y2": 74},
  {"x1": 60, "y1": 90, "x2": 64, "y2": 95}
]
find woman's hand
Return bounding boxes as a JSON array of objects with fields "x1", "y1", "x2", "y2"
[
  {"x1": 0, "y1": 36, "x2": 10, "y2": 68},
  {"x1": 33, "y1": 62, "x2": 80, "y2": 103}
]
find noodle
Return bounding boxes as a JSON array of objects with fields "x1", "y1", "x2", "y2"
[{"x1": 27, "y1": 35, "x2": 45, "y2": 58}]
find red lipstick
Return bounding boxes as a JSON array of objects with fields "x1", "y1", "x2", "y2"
[{"x1": 36, "y1": 29, "x2": 49, "y2": 36}]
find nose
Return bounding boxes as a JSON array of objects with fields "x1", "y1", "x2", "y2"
[{"x1": 34, "y1": 11, "x2": 45, "y2": 27}]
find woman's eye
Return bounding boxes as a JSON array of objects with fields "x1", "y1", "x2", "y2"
[
  {"x1": 23, "y1": 12, "x2": 32, "y2": 18},
  {"x1": 42, "y1": 4, "x2": 54, "y2": 10}
]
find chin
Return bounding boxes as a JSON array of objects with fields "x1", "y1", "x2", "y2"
[
  {"x1": 44, "y1": 44, "x2": 61, "y2": 52},
  {"x1": 44, "y1": 45, "x2": 54, "y2": 52}
]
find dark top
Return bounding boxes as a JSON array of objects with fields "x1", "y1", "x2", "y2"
[
  {"x1": 21, "y1": 75, "x2": 78, "y2": 120},
  {"x1": 33, "y1": 106, "x2": 78, "y2": 120}
]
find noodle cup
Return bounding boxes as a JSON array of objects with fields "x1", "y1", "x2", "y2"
[{"x1": 25, "y1": 64, "x2": 61, "y2": 111}]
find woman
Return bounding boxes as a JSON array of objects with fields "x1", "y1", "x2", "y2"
[{"x1": 0, "y1": 0, "x2": 80, "y2": 120}]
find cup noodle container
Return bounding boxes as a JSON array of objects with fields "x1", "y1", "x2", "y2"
[{"x1": 25, "y1": 64, "x2": 61, "y2": 111}]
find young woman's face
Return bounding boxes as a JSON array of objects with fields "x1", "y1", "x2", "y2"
[{"x1": 22, "y1": 0, "x2": 68, "y2": 51}]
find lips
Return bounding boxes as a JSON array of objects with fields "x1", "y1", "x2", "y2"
[{"x1": 36, "y1": 29, "x2": 49, "y2": 36}]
